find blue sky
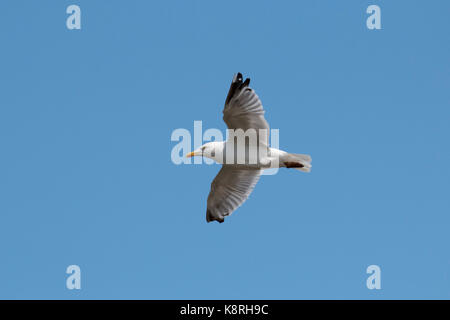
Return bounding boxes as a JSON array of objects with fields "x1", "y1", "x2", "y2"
[{"x1": 0, "y1": 0, "x2": 449, "y2": 299}]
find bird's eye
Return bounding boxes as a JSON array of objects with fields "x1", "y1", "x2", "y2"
[{"x1": 201, "y1": 147, "x2": 206, "y2": 152}]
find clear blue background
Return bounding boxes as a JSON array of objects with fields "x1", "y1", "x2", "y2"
[{"x1": 1, "y1": 0, "x2": 449, "y2": 299}]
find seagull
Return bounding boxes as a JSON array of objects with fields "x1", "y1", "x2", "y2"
[{"x1": 187, "y1": 73, "x2": 311, "y2": 223}]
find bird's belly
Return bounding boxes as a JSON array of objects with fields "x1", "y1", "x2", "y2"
[{"x1": 221, "y1": 144, "x2": 270, "y2": 167}]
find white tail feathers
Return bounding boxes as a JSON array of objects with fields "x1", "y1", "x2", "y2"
[{"x1": 286, "y1": 153, "x2": 312, "y2": 172}]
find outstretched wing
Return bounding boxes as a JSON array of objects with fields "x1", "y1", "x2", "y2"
[
  {"x1": 223, "y1": 73, "x2": 270, "y2": 146},
  {"x1": 206, "y1": 166, "x2": 262, "y2": 223}
]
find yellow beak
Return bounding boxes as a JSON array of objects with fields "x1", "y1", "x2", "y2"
[{"x1": 186, "y1": 151, "x2": 196, "y2": 158}]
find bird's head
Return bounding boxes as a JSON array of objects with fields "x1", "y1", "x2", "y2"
[{"x1": 186, "y1": 142, "x2": 222, "y2": 161}]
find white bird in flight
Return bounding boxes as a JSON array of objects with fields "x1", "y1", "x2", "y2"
[{"x1": 187, "y1": 73, "x2": 311, "y2": 223}]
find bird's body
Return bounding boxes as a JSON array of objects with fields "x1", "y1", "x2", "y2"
[
  {"x1": 196, "y1": 141, "x2": 310, "y2": 170},
  {"x1": 187, "y1": 73, "x2": 311, "y2": 223}
]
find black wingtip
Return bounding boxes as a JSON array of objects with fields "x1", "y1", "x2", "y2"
[
  {"x1": 240, "y1": 77, "x2": 250, "y2": 89},
  {"x1": 234, "y1": 72, "x2": 243, "y2": 83},
  {"x1": 206, "y1": 209, "x2": 225, "y2": 223},
  {"x1": 225, "y1": 72, "x2": 250, "y2": 105},
  {"x1": 234, "y1": 72, "x2": 250, "y2": 88}
]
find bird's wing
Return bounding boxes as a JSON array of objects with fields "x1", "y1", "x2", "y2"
[
  {"x1": 206, "y1": 166, "x2": 262, "y2": 223},
  {"x1": 223, "y1": 73, "x2": 270, "y2": 146}
]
